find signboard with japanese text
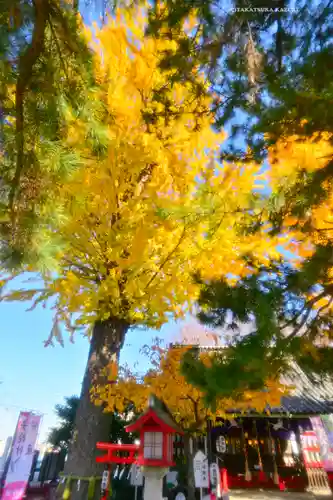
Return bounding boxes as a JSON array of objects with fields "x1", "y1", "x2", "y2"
[
  {"x1": 193, "y1": 450, "x2": 209, "y2": 488},
  {"x1": 2, "y1": 412, "x2": 41, "y2": 500}
]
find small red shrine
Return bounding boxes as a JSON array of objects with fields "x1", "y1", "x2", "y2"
[
  {"x1": 125, "y1": 395, "x2": 184, "y2": 468},
  {"x1": 96, "y1": 395, "x2": 183, "y2": 468}
]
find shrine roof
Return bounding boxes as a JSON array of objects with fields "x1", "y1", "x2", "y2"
[
  {"x1": 278, "y1": 362, "x2": 333, "y2": 415},
  {"x1": 175, "y1": 344, "x2": 333, "y2": 416},
  {"x1": 125, "y1": 395, "x2": 184, "y2": 434}
]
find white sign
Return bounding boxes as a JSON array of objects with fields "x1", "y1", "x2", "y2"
[
  {"x1": 130, "y1": 463, "x2": 143, "y2": 486},
  {"x1": 193, "y1": 450, "x2": 209, "y2": 488},
  {"x1": 2, "y1": 412, "x2": 41, "y2": 500}
]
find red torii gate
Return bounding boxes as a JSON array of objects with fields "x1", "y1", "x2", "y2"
[
  {"x1": 96, "y1": 442, "x2": 140, "y2": 500},
  {"x1": 96, "y1": 442, "x2": 140, "y2": 465}
]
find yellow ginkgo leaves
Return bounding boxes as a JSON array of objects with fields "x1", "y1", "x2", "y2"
[
  {"x1": 269, "y1": 129, "x2": 333, "y2": 317},
  {"x1": 2, "y1": 6, "x2": 285, "y2": 333},
  {"x1": 95, "y1": 344, "x2": 288, "y2": 431}
]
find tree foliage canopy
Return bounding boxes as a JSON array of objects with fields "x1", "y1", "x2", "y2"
[
  {"x1": 49, "y1": 395, "x2": 80, "y2": 449},
  {"x1": 146, "y1": 0, "x2": 333, "y2": 160},
  {"x1": 93, "y1": 343, "x2": 288, "y2": 432},
  {"x1": 2, "y1": 0, "x2": 333, "y2": 420},
  {"x1": 139, "y1": 0, "x2": 333, "y2": 405},
  {"x1": 0, "y1": 6, "x2": 284, "y2": 340}
]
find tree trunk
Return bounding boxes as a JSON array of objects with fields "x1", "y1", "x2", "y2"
[
  {"x1": 183, "y1": 434, "x2": 196, "y2": 500},
  {"x1": 60, "y1": 318, "x2": 129, "y2": 500}
]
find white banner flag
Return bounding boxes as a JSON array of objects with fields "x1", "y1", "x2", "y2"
[{"x1": 2, "y1": 412, "x2": 41, "y2": 500}]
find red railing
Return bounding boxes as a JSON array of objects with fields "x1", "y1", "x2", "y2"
[{"x1": 96, "y1": 442, "x2": 140, "y2": 465}]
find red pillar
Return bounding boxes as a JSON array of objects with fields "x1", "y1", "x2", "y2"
[{"x1": 220, "y1": 468, "x2": 228, "y2": 492}]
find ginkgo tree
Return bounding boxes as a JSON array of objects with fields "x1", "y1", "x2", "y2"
[
  {"x1": 0, "y1": 6, "x2": 287, "y2": 488},
  {"x1": 95, "y1": 344, "x2": 287, "y2": 429},
  {"x1": 94, "y1": 343, "x2": 288, "y2": 499}
]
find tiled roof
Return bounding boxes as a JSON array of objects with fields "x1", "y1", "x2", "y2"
[
  {"x1": 187, "y1": 345, "x2": 333, "y2": 415},
  {"x1": 278, "y1": 362, "x2": 333, "y2": 415}
]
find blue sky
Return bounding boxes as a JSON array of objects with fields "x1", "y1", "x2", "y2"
[{"x1": 0, "y1": 290, "x2": 182, "y2": 450}]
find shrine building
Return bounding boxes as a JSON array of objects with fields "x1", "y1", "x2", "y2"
[{"x1": 171, "y1": 344, "x2": 333, "y2": 494}]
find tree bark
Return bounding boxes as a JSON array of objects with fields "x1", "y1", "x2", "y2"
[
  {"x1": 183, "y1": 434, "x2": 196, "y2": 500},
  {"x1": 60, "y1": 317, "x2": 129, "y2": 500}
]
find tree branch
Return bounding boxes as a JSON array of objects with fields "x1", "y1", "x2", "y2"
[
  {"x1": 49, "y1": 2, "x2": 82, "y2": 55},
  {"x1": 144, "y1": 225, "x2": 187, "y2": 291},
  {"x1": 10, "y1": 0, "x2": 49, "y2": 211},
  {"x1": 284, "y1": 285, "x2": 333, "y2": 340}
]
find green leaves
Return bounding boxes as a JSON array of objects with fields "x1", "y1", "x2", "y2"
[
  {"x1": 0, "y1": 0, "x2": 94, "y2": 271},
  {"x1": 147, "y1": 0, "x2": 333, "y2": 163},
  {"x1": 49, "y1": 393, "x2": 136, "y2": 450},
  {"x1": 186, "y1": 250, "x2": 333, "y2": 407},
  {"x1": 49, "y1": 396, "x2": 79, "y2": 449}
]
